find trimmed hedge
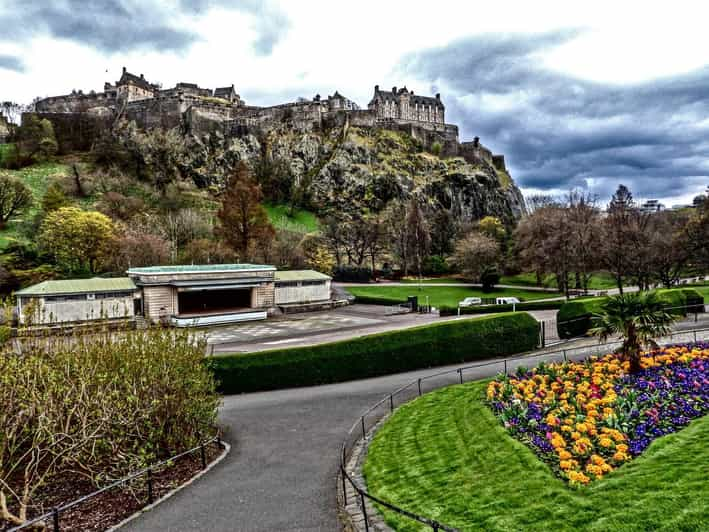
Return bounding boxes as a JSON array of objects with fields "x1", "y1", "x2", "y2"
[
  {"x1": 439, "y1": 298, "x2": 567, "y2": 316},
  {"x1": 352, "y1": 294, "x2": 408, "y2": 306},
  {"x1": 556, "y1": 288, "x2": 704, "y2": 339},
  {"x1": 208, "y1": 313, "x2": 540, "y2": 394}
]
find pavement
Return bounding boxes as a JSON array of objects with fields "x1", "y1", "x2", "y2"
[
  {"x1": 204, "y1": 305, "x2": 447, "y2": 354},
  {"x1": 122, "y1": 326, "x2": 709, "y2": 532}
]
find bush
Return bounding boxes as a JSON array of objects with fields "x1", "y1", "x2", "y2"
[
  {"x1": 0, "y1": 328, "x2": 219, "y2": 526},
  {"x1": 209, "y1": 313, "x2": 540, "y2": 394},
  {"x1": 556, "y1": 288, "x2": 704, "y2": 339}
]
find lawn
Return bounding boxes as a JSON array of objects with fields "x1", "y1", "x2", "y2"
[
  {"x1": 0, "y1": 162, "x2": 72, "y2": 249},
  {"x1": 501, "y1": 271, "x2": 619, "y2": 290},
  {"x1": 347, "y1": 285, "x2": 562, "y2": 307},
  {"x1": 363, "y1": 379, "x2": 709, "y2": 531},
  {"x1": 263, "y1": 203, "x2": 319, "y2": 233},
  {"x1": 0, "y1": 143, "x2": 13, "y2": 165}
]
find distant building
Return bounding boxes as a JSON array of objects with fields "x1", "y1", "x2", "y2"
[
  {"x1": 115, "y1": 67, "x2": 160, "y2": 103},
  {"x1": 368, "y1": 85, "x2": 445, "y2": 124},
  {"x1": 640, "y1": 199, "x2": 665, "y2": 213},
  {"x1": 16, "y1": 265, "x2": 333, "y2": 327}
]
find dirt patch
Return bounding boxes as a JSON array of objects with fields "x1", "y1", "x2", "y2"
[{"x1": 2, "y1": 441, "x2": 224, "y2": 531}]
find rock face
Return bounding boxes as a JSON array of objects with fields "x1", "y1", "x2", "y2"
[{"x1": 193, "y1": 124, "x2": 526, "y2": 225}]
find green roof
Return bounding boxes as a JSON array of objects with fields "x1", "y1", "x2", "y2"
[
  {"x1": 127, "y1": 264, "x2": 275, "y2": 275},
  {"x1": 275, "y1": 270, "x2": 331, "y2": 282},
  {"x1": 16, "y1": 277, "x2": 136, "y2": 297}
]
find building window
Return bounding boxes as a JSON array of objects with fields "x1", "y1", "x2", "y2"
[
  {"x1": 301, "y1": 280, "x2": 326, "y2": 287},
  {"x1": 275, "y1": 281, "x2": 299, "y2": 288}
]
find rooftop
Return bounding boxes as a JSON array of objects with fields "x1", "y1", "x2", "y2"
[
  {"x1": 275, "y1": 270, "x2": 331, "y2": 282},
  {"x1": 127, "y1": 264, "x2": 276, "y2": 275},
  {"x1": 16, "y1": 277, "x2": 136, "y2": 297}
]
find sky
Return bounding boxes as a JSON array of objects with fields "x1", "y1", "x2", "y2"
[{"x1": 1, "y1": 0, "x2": 709, "y2": 207}]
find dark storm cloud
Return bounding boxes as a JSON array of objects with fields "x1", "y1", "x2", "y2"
[
  {"x1": 0, "y1": 54, "x2": 24, "y2": 72},
  {"x1": 0, "y1": 0, "x2": 288, "y2": 55},
  {"x1": 401, "y1": 32, "x2": 709, "y2": 202}
]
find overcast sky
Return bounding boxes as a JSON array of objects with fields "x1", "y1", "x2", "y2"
[{"x1": 2, "y1": 0, "x2": 709, "y2": 206}]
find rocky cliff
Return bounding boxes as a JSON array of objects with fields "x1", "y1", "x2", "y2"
[{"x1": 190, "y1": 124, "x2": 526, "y2": 225}]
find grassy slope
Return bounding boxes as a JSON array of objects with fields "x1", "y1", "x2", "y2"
[
  {"x1": 364, "y1": 380, "x2": 709, "y2": 532},
  {"x1": 0, "y1": 162, "x2": 72, "y2": 249},
  {"x1": 347, "y1": 285, "x2": 562, "y2": 307},
  {"x1": 263, "y1": 203, "x2": 319, "y2": 233}
]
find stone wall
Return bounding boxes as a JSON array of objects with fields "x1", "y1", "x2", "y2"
[{"x1": 36, "y1": 92, "x2": 115, "y2": 114}]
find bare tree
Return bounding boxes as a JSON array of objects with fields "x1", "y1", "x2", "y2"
[{"x1": 406, "y1": 196, "x2": 431, "y2": 282}]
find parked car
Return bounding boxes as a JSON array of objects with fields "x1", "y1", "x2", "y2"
[
  {"x1": 459, "y1": 297, "x2": 482, "y2": 307},
  {"x1": 495, "y1": 297, "x2": 520, "y2": 305}
]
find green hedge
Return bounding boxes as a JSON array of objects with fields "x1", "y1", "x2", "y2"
[
  {"x1": 208, "y1": 313, "x2": 540, "y2": 394},
  {"x1": 352, "y1": 294, "x2": 408, "y2": 306},
  {"x1": 556, "y1": 288, "x2": 704, "y2": 339},
  {"x1": 439, "y1": 298, "x2": 567, "y2": 316}
]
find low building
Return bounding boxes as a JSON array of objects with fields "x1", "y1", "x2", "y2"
[
  {"x1": 16, "y1": 265, "x2": 334, "y2": 327},
  {"x1": 15, "y1": 277, "x2": 137, "y2": 325},
  {"x1": 127, "y1": 263, "x2": 277, "y2": 327},
  {"x1": 274, "y1": 270, "x2": 331, "y2": 306}
]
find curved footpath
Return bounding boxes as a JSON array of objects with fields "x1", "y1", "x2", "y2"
[{"x1": 123, "y1": 329, "x2": 705, "y2": 532}]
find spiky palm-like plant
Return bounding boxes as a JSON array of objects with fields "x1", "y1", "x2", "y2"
[{"x1": 589, "y1": 292, "x2": 677, "y2": 373}]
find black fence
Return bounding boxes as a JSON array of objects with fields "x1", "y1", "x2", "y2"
[
  {"x1": 8, "y1": 435, "x2": 221, "y2": 532},
  {"x1": 339, "y1": 326, "x2": 709, "y2": 531}
]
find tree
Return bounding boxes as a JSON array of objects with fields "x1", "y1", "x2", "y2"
[
  {"x1": 384, "y1": 200, "x2": 411, "y2": 276},
  {"x1": 16, "y1": 114, "x2": 58, "y2": 161},
  {"x1": 0, "y1": 101, "x2": 24, "y2": 125},
  {"x1": 40, "y1": 182, "x2": 70, "y2": 213},
  {"x1": 685, "y1": 200, "x2": 709, "y2": 272},
  {"x1": 589, "y1": 292, "x2": 676, "y2": 373},
  {"x1": 105, "y1": 226, "x2": 171, "y2": 272},
  {"x1": 600, "y1": 185, "x2": 643, "y2": 293},
  {"x1": 0, "y1": 174, "x2": 32, "y2": 228},
  {"x1": 566, "y1": 191, "x2": 601, "y2": 293},
  {"x1": 217, "y1": 162, "x2": 275, "y2": 259},
  {"x1": 181, "y1": 238, "x2": 237, "y2": 264},
  {"x1": 406, "y1": 196, "x2": 430, "y2": 282},
  {"x1": 645, "y1": 211, "x2": 691, "y2": 288},
  {"x1": 302, "y1": 234, "x2": 336, "y2": 274},
  {"x1": 38, "y1": 207, "x2": 115, "y2": 274},
  {"x1": 478, "y1": 216, "x2": 506, "y2": 242},
  {"x1": 451, "y1": 232, "x2": 501, "y2": 289}
]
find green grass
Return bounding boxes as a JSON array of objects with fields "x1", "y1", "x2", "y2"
[
  {"x1": 399, "y1": 277, "x2": 463, "y2": 284},
  {"x1": 364, "y1": 380, "x2": 709, "y2": 531},
  {"x1": 263, "y1": 203, "x2": 320, "y2": 233},
  {"x1": 346, "y1": 285, "x2": 562, "y2": 307},
  {"x1": 0, "y1": 162, "x2": 72, "y2": 249},
  {"x1": 501, "y1": 272, "x2": 619, "y2": 290}
]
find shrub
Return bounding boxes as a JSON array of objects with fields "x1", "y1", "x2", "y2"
[
  {"x1": 209, "y1": 313, "x2": 540, "y2": 394},
  {"x1": 556, "y1": 288, "x2": 704, "y2": 339},
  {"x1": 0, "y1": 328, "x2": 219, "y2": 526}
]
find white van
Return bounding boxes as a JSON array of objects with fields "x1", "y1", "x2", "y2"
[{"x1": 496, "y1": 297, "x2": 520, "y2": 305}]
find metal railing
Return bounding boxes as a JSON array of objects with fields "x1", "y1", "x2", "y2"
[
  {"x1": 339, "y1": 326, "x2": 709, "y2": 531},
  {"x1": 8, "y1": 435, "x2": 221, "y2": 532}
]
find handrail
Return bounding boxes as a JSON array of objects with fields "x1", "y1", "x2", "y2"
[
  {"x1": 9, "y1": 435, "x2": 220, "y2": 531},
  {"x1": 340, "y1": 326, "x2": 709, "y2": 531}
]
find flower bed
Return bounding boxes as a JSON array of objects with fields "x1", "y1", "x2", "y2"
[{"x1": 486, "y1": 343, "x2": 709, "y2": 485}]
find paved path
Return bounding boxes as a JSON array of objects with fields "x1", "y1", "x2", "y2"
[{"x1": 122, "y1": 326, "x2": 707, "y2": 532}]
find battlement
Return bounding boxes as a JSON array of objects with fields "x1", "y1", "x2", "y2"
[{"x1": 31, "y1": 68, "x2": 501, "y2": 165}]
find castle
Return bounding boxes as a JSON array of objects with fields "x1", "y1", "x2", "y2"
[
  {"x1": 32, "y1": 68, "x2": 507, "y2": 170},
  {"x1": 0, "y1": 111, "x2": 10, "y2": 144}
]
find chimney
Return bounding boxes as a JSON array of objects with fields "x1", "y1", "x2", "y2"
[
  {"x1": 122, "y1": 66, "x2": 126, "y2": 74},
  {"x1": 140, "y1": 74, "x2": 144, "y2": 79},
  {"x1": 374, "y1": 84, "x2": 379, "y2": 93},
  {"x1": 392, "y1": 86, "x2": 397, "y2": 94},
  {"x1": 473, "y1": 136, "x2": 479, "y2": 147},
  {"x1": 435, "y1": 93, "x2": 440, "y2": 100}
]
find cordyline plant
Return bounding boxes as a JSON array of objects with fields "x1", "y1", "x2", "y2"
[
  {"x1": 0, "y1": 327, "x2": 219, "y2": 527},
  {"x1": 589, "y1": 292, "x2": 677, "y2": 373}
]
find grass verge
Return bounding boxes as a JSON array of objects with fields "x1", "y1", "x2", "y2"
[
  {"x1": 363, "y1": 380, "x2": 709, "y2": 531},
  {"x1": 263, "y1": 203, "x2": 320, "y2": 233},
  {"x1": 347, "y1": 285, "x2": 562, "y2": 307}
]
